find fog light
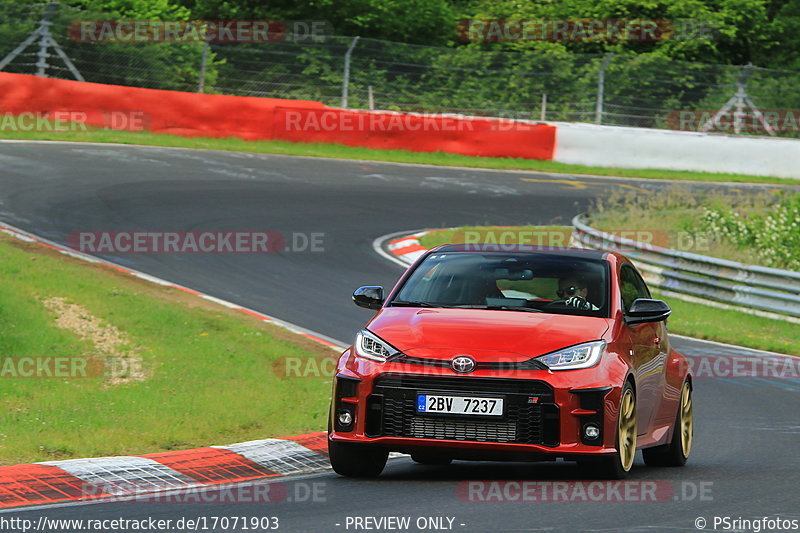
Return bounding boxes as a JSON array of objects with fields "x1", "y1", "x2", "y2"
[
  {"x1": 584, "y1": 424, "x2": 600, "y2": 440},
  {"x1": 337, "y1": 410, "x2": 353, "y2": 426}
]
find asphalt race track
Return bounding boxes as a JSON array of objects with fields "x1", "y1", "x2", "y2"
[{"x1": 1, "y1": 141, "x2": 799, "y2": 532}]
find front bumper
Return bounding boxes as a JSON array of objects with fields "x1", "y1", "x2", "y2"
[{"x1": 329, "y1": 352, "x2": 626, "y2": 460}]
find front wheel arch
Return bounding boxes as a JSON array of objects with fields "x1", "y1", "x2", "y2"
[{"x1": 642, "y1": 378, "x2": 692, "y2": 467}]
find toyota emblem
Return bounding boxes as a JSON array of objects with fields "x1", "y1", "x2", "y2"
[{"x1": 451, "y1": 355, "x2": 476, "y2": 374}]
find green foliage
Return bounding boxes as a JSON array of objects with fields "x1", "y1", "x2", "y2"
[
  {"x1": 592, "y1": 187, "x2": 800, "y2": 270},
  {"x1": 176, "y1": 0, "x2": 457, "y2": 45},
  {"x1": 0, "y1": 1, "x2": 210, "y2": 92},
  {"x1": 66, "y1": 0, "x2": 190, "y2": 19},
  {"x1": 3, "y1": 0, "x2": 800, "y2": 129},
  {"x1": 702, "y1": 192, "x2": 800, "y2": 269},
  {"x1": 465, "y1": 0, "x2": 784, "y2": 66}
]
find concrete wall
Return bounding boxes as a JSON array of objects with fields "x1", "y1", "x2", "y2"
[{"x1": 552, "y1": 121, "x2": 800, "y2": 179}]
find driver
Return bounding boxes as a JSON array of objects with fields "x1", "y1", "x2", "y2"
[{"x1": 557, "y1": 276, "x2": 599, "y2": 311}]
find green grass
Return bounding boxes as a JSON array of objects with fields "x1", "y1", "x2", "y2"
[
  {"x1": 587, "y1": 187, "x2": 765, "y2": 265},
  {"x1": 0, "y1": 235, "x2": 335, "y2": 465},
  {"x1": 587, "y1": 187, "x2": 800, "y2": 269},
  {"x1": 419, "y1": 226, "x2": 572, "y2": 248},
  {"x1": 652, "y1": 291, "x2": 798, "y2": 355},
  {"x1": 1, "y1": 126, "x2": 797, "y2": 185},
  {"x1": 419, "y1": 225, "x2": 574, "y2": 249},
  {"x1": 417, "y1": 226, "x2": 799, "y2": 356}
]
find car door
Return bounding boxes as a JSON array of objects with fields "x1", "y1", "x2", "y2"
[{"x1": 619, "y1": 264, "x2": 663, "y2": 436}]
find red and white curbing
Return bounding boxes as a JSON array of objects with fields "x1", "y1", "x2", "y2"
[
  {"x1": 0, "y1": 222, "x2": 347, "y2": 509},
  {"x1": 0, "y1": 433, "x2": 329, "y2": 508},
  {"x1": 384, "y1": 231, "x2": 429, "y2": 266}
]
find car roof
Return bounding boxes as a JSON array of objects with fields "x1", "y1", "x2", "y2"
[{"x1": 432, "y1": 244, "x2": 610, "y2": 261}]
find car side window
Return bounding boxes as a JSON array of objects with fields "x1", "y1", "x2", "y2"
[
  {"x1": 619, "y1": 265, "x2": 649, "y2": 312},
  {"x1": 631, "y1": 268, "x2": 652, "y2": 300}
]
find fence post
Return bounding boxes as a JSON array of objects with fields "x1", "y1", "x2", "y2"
[
  {"x1": 368, "y1": 85, "x2": 374, "y2": 110},
  {"x1": 595, "y1": 53, "x2": 613, "y2": 125},
  {"x1": 35, "y1": 2, "x2": 58, "y2": 77},
  {"x1": 540, "y1": 93, "x2": 547, "y2": 121},
  {"x1": 198, "y1": 42, "x2": 209, "y2": 93},
  {"x1": 341, "y1": 36, "x2": 360, "y2": 109}
]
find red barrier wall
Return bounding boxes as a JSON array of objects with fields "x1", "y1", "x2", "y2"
[
  {"x1": 0, "y1": 72, "x2": 555, "y2": 160},
  {"x1": 273, "y1": 107, "x2": 555, "y2": 160},
  {"x1": 0, "y1": 73, "x2": 323, "y2": 140}
]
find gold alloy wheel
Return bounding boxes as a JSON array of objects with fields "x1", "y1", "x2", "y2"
[
  {"x1": 679, "y1": 382, "x2": 693, "y2": 458},
  {"x1": 618, "y1": 388, "x2": 637, "y2": 471}
]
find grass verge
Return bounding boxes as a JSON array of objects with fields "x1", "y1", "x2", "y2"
[
  {"x1": 1, "y1": 127, "x2": 797, "y2": 185},
  {"x1": 588, "y1": 187, "x2": 800, "y2": 270},
  {"x1": 650, "y1": 291, "x2": 797, "y2": 355},
  {"x1": 0, "y1": 233, "x2": 335, "y2": 465},
  {"x1": 419, "y1": 225, "x2": 573, "y2": 249},
  {"x1": 417, "y1": 226, "x2": 799, "y2": 356}
]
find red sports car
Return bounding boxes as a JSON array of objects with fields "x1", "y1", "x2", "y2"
[{"x1": 328, "y1": 245, "x2": 693, "y2": 478}]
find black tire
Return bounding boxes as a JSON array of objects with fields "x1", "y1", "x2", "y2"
[
  {"x1": 411, "y1": 452, "x2": 453, "y2": 466},
  {"x1": 587, "y1": 382, "x2": 636, "y2": 480},
  {"x1": 643, "y1": 381, "x2": 692, "y2": 467},
  {"x1": 328, "y1": 440, "x2": 388, "y2": 478}
]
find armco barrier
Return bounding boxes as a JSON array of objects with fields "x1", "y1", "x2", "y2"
[
  {"x1": 0, "y1": 73, "x2": 556, "y2": 159},
  {"x1": 571, "y1": 215, "x2": 800, "y2": 321}
]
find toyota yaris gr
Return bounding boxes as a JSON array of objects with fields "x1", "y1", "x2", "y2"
[{"x1": 328, "y1": 245, "x2": 693, "y2": 478}]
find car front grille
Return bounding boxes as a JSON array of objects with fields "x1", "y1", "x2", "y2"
[{"x1": 367, "y1": 374, "x2": 559, "y2": 446}]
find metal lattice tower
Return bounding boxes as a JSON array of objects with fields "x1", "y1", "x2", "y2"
[{"x1": 0, "y1": 2, "x2": 84, "y2": 81}]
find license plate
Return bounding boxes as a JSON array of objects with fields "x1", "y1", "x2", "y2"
[{"x1": 416, "y1": 394, "x2": 504, "y2": 416}]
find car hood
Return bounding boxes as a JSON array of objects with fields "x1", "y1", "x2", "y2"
[{"x1": 366, "y1": 307, "x2": 611, "y2": 361}]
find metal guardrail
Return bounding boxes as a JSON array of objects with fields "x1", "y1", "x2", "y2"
[{"x1": 571, "y1": 215, "x2": 800, "y2": 321}]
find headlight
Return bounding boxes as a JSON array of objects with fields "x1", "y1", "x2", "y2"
[
  {"x1": 536, "y1": 340, "x2": 606, "y2": 370},
  {"x1": 354, "y1": 329, "x2": 400, "y2": 362}
]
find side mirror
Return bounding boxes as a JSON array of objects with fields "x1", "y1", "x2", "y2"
[
  {"x1": 353, "y1": 286, "x2": 384, "y2": 310},
  {"x1": 626, "y1": 298, "x2": 671, "y2": 325}
]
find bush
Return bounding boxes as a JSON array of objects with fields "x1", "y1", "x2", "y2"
[{"x1": 701, "y1": 192, "x2": 800, "y2": 270}]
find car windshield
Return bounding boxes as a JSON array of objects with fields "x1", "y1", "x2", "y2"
[{"x1": 392, "y1": 252, "x2": 609, "y2": 318}]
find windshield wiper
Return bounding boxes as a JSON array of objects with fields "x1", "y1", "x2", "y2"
[
  {"x1": 451, "y1": 305, "x2": 543, "y2": 313},
  {"x1": 390, "y1": 300, "x2": 445, "y2": 308}
]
